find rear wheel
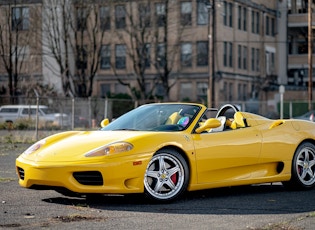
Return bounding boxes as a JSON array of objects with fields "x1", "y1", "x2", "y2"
[
  {"x1": 144, "y1": 149, "x2": 189, "y2": 202},
  {"x1": 283, "y1": 142, "x2": 315, "y2": 190}
]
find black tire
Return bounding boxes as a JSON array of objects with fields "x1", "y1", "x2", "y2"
[
  {"x1": 144, "y1": 149, "x2": 189, "y2": 202},
  {"x1": 283, "y1": 142, "x2": 315, "y2": 190}
]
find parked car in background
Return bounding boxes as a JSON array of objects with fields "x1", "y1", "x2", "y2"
[
  {"x1": 294, "y1": 110, "x2": 315, "y2": 122},
  {"x1": 0, "y1": 105, "x2": 70, "y2": 128}
]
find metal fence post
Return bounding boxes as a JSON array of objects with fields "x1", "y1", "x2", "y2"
[
  {"x1": 33, "y1": 89, "x2": 39, "y2": 141},
  {"x1": 104, "y1": 97, "x2": 108, "y2": 119}
]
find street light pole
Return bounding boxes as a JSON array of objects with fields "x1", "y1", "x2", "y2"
[{"x1": 308, "y1": 0, "x2": 313, "y2": 111}]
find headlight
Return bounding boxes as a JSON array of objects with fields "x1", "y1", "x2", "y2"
[
  {"x1": 85, "y1": 142, "x2": 133, "y2": 157},
  {"x1": 24, "y1": 140, "x2": 46, "y2": 155}
]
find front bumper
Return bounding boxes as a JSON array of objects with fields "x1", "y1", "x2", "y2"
[{"x1": 16, "y1": 154, "x2": 150, "y2": 194}]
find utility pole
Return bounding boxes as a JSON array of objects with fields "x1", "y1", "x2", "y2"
[
  {"x1": 206, "y1": 0, "x2": 215, "y2": 108},
  {"x1": 308, "y1": 0, "x2": 313, "y2": 111}
]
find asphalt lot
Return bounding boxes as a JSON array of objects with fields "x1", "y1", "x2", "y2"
[{"x1": 1, "y1": 143, "x2": 315, "y2": 230}]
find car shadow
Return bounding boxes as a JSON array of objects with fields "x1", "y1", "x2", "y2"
[{"x1": 42, "y1": 183, "x2": 315, "y2": 215}]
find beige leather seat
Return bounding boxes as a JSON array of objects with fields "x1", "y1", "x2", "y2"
[{"x1": 209, "y1": 116, "x2": 226, "y2": 132}]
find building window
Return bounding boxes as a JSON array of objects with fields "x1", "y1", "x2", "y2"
[
  {"x1": 266, "y1": 50, "x2": 275, "y2": 75},
  {"x1": 181, "y1": 43, "x2": 192, "y2": 67},
  {"x1": 251, "y1": 10, "x2": 260, "y2": 34},
  {"x1": 155, "y1": 3, "x2": 166, "y2": 27},
  {"x1": 197, "y1": 41, "x2": 208, "y2": 66},
  {"x1": 139, "y1": 43, "x2": 151, "y2": 68},
  {"x1": 228, "y1": 42, "x2": 233, "y2": 67},
  {"x1": 256, "y1": 11, "x2": 260, "y2": 34},
  {"x1": 238, "y1": 45, "x2": 242, "y2": 69},
  {"x1": 228, "y1": 2, "x2": 233, "y2": 27},
  {"x1": 223, "y1": 1, "x2": 227, "y2": 26},
  {"x1": 197, "y1": 2, "x2": 209, "y2": 25},
  {"x1": 115, "y1": 44, "x2": 126, "y2": 69},
  {"x1": 237, "y1": 6, "x2": 247, "y2": 31},
  {"x1": 271, "y1": 17, "x2": 276, "y2": 36},
  {"x1": 115, "y1": 5, "x2": 126, "y2": 29},
  {"x1": 251, "y1": 48, "x2": 255, "y2": 71},
  {"x1": 139, "y1": 3, "x2": 151, "y2": 28},
  {"x1": 243, "y1": 8, "x2": 247, "y2": 31},
  {"x1": 100, "y1": 45, "x2": 111, "y2": 69},
  {"x1": 181, "y1": 2, "x2": 192, "y2": 26},
  {"x1": 229, "y1": 82, "x2": 233, "y2": 101},
  {"x1": 100, "y1": 6, "x2": 110, "y2": 31},
  {"x1": 223, "y1": 42, "x2": 227, "y2": 66},
  {"x1": 238, "y1": 6, "x2": 241, "y2": 30},
  {"x1": 243, "y1": 84, "x2": 247, "y2": 100},
  {"x1": 180, "y1": 82, "x2": 192, "y2": 100},
  {"x1": 223, "y1": 1, "x2": 233, "y2": 27},
  {"x1": 224, "y1": 42, "x2": 233, "y2": 67},
  {"x1": 256, "y1": 48, "x2": 260, "y2": 71},
  {"x1": 243, "y1": 46, "x2": 247, "y2": 70},
  {"x1": 155, "y1": 83, "x2": 165, "y2": 97},
  {"x1": 223, "y1": 82, "x2": 227, "y2": 101},
  {"x1": 100, "y1": 84, "x2": 111, "y2": 97},
  {"x1": 12, "y1": 7, "x2": 29, "y2": 30},
  {"x1": 251, "y1": 11, "x2": 255, "y2": 33},
  {"x1": 76, "y1": 7, "x2": 87, "y2": 31},
  {"x1": 266, "y1": 16, "x2": 270, "y2": 36},
  {"x1": 238, "y1": 83, "x2": 242, "y2": 100},
  {"x1": 156, "y1": 43, "x2": 166, "y2": 68},
  {"x1": 197, "y1": 82, "x2": 208, "y2": 98}
]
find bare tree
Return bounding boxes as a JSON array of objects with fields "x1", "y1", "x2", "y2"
[
  {"x1": 112, "y1": 1, "x2": 157, "y2": 102},
  {"x1": 112, "y1": 0, "x2": 186, "y2": 102},
  {"x1": 0, "y1": 1, "x2": 33, "y2": 102},
  {"x1": 152, "y1": 0, "x2": 182, "y2": 102},
  {"x1": 42, "y1": 0, "x2": 106, "y2": 98},
  {"x1": 71, "y1": 0, "x2": 106, "y2": 97},
  {"x1": 42, "y1": 0, "x2": 75, "y2": 96}
]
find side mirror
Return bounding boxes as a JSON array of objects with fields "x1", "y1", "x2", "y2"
[
  {"x1": 195, "y1": 118, "x2": 221, "y2": 133},
  {"x1": 100, "y1": 118, "x2": 109, "y2": 128}
]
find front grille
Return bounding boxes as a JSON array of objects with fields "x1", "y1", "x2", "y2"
[
  {"x1": 17, "y1": 167, "x2": 25, "y2": 180},
  {"x1": 73, "y1": 171, "x2": 103, "y2": 185}
]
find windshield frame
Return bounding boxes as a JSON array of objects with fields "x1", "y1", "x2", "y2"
[{"x1": 102, "y1": 103, "x2": 202, "y2": 132}]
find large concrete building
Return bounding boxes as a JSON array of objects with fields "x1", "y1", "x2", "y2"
[
  {"x1": 0, "y1": 0, "x2": 313, "y2": 115},
  {"x1": 93, "y1": 0, "x2": 286, "y2": 109}
]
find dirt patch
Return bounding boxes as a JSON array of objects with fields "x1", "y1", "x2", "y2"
[{"x1": 53, "y1": 214, "x2": 105, "y2": 223}]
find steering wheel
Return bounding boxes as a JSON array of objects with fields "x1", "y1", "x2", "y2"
[{"x1": 216, "y1": 104, "x2": 239, "y2": 118}]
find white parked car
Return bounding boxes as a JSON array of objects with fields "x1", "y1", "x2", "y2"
[{"x1": 0, "y1": 105, "x2": 70, "y2": 127}]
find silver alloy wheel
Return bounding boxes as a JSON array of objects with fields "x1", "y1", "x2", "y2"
[
  {"x1": 295, "y1": 146, "x2": 315, "y2": 186},
  {"x1": 144, "y1": 152, "x2": 186, "y2": 201}
]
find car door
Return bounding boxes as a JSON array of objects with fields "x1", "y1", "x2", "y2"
[{"x1": 192, "y1": 127, "x2": 262, "y2": 184}]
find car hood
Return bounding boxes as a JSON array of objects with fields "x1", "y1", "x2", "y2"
[{"x1": 20, "y1": 130, "x2": 155, "y2": 163}]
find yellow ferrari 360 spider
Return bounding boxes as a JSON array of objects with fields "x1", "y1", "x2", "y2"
[{"x1": 16, "y1": 103, "x2": 315, "y2": 202}]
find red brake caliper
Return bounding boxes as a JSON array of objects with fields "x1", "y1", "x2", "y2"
[{"x1": 171, "y1": 173, "x2": 177, "y2": 184}]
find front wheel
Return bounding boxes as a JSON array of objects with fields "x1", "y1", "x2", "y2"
[
  {"x1": 144, "y1": 149, "x2": 189, "y2": 202},
  {"x1": 283, "y1": 142, "x2": 315, "y2": 190}
]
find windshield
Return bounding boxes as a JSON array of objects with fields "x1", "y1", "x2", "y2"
[{"x1": 102, "y1": 104, "x2": 201, "y2": 131}]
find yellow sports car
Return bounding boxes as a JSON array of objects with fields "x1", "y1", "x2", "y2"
[{"x1": 16, "y1": 103, "x2": 315, "y2": 202}]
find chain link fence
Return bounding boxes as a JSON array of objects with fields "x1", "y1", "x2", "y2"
[{"x1": 0, "y1": 96, "x2": 314, "y2": 131}]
